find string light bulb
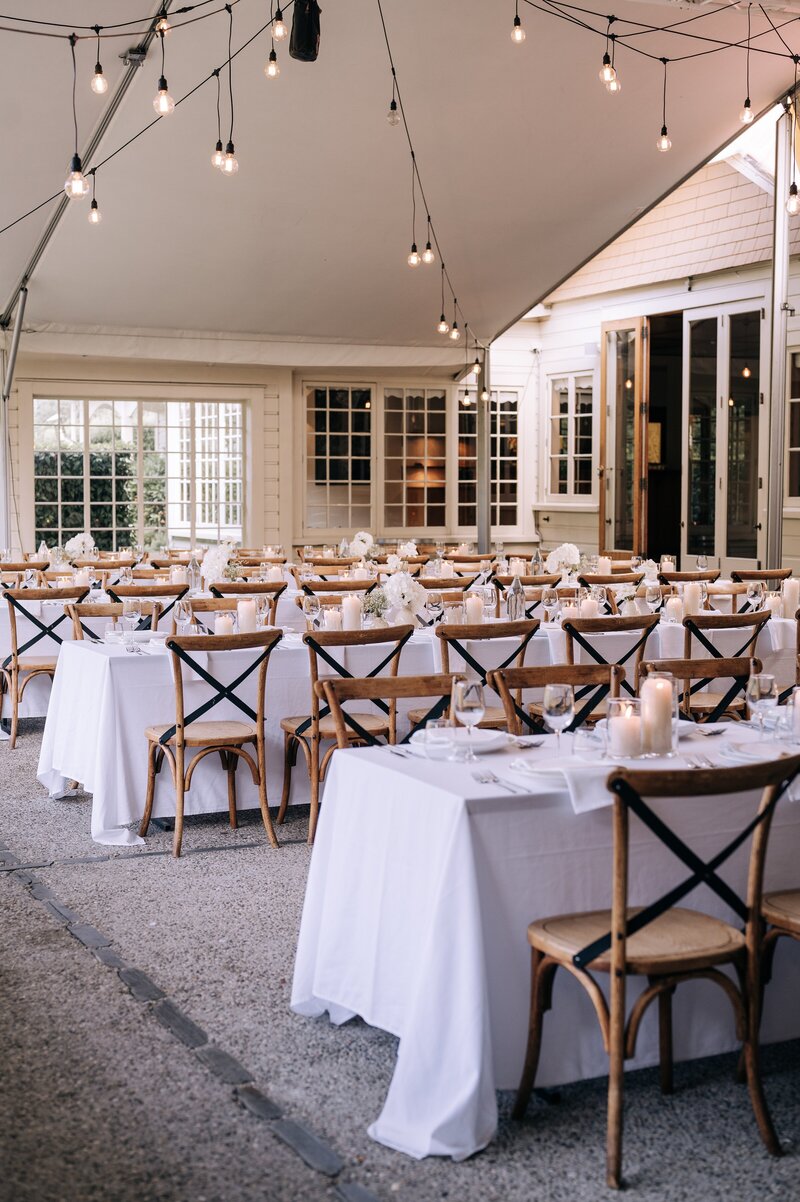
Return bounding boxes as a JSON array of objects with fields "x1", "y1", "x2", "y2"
[
  {"x1": 788, "y1": 182, "x2": 800, "y2": 216},
  {"x1": 154, "y1": 77, "x2": 175, "y2": 114},
  {"x1": 64, "y1": 154, "x2": 89, "y2": 199},
  {"x1": 155, "y1": 15, "x2": 171, "y2": 35},
  {"x1": 606, "y1": 75, "x2": 621, "y2": 95},
  {"x1": 422, "y1": 241, "x2": 435, "y2": 264},
  {"x1": 449, "y1": 320, "x2": 461, "y2": 342},
  {"x1": 437, "y1": 313, "x2": 450, "y2": 334},
  {"x1": 265, "y1": 48, "x2": 280, "y2": 78},
  {"x1": 221, "y1": 141, "x2": 239, "y2": 175},
  {"x1": 656, "y1": 125, "x2": 672, "y2": 153},
  {"x1": 740, "y1": 8, "x2": 754, "y2": 127},
  {"x1": 273, "y1": 7, "x2": 288, "y2": 40},
  {"x1": 90, "y1": 28, "x2": 107, "y2": 94},
  {"x1": 462, "y1": 390, "x2": 472, "y2": 406},
  {"x1": 211, "y1": 140, "x2": 225, "y2": 169},
  {"x1": 656, "y1": 59, "x2": 671, "y2": 152},
  {"x1": 740, "y1": 99, "x2": 754, "y2": 125},
  {"x1": 742, "y1": 364, "x2": 752, "y2": 379},
  {"x1": 511, "y1": 16, "x2": 525, "y2": 43},
  {"x1": 387, "y1": 98, "x2": 400, "y2": 126},
  {"x1": 89, "y1": 198, "x2": 101, "y2": 223},
  {"x1": 407, "y1": 243, "x2": 421, "y2": 267},
  {"x1": 599, "y1": 53, "x2": 616, "y2": 85},
  {"x1": 472, "y1": 356, "x2": 481, "y2": 376},
  {"x1": 480, "y1": 386, "x2": 490, "y2": 402}
]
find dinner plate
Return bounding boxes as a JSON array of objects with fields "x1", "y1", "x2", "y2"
[
  {"x1": 507, "y1": 757, "x2": 570, "y2": 783},
  {"x1": 409, "y1": 727, "x2": 507, "y2": 755},
  {"x1": 716, "y1": 742, "x2": 786, "y2": 765}
]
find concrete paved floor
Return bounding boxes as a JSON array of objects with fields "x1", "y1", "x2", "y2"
[{"x1": 1, "y1": 719, "x2": 799, "y2": 1202}]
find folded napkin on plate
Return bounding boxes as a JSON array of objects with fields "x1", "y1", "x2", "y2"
[{"x1": 512, "y1": 756, "x2": 613, "y2": 813}]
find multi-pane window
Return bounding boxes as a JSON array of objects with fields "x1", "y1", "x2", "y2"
[
  {"x1": 548, "y1": 375, "x2": 593, "y2": 498},
  {"x1": 305, "y1": 385, "x2": 372, "y2": 530},
  {"x1": 33, "y1": 398, "x2": 244, "y2": 551},
  {"x1": 457, "y1": 389, "x2": 519, "y2": 529},
  {"x1": 384, "y1": 389, "x2": 446, "y2": 529},
  {"x1": 788, "y1": 354, "x2": 800, "y2": 497}
]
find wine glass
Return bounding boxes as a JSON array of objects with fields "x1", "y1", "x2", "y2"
[
  {"x1": 746, "y1": 673, "x2": 778, "y2": 739},
  {"x1": 174, "y1": 598, "x2": 192, "y2": 633},
  {"x1": 452, "y1": 679, "x2": 486, "y2": 762},
  {"x1": 481, "y1": 585, "x2": 496, "y2": 621},
  {"x1": 590, "y1": 584, "x2": 608, "y2": 611},
  {"x1": 255, "y1": 596, "x2": 271, "y2": 628},
  {"x1": 696, "y1": 553, "x2": 709, "y2": 571},
  {"x1": 302, "y1": 595, "x2": 321, "y2": 629},
  {"x1": 542, "y1": 587, "x2": 559, "y2": 624},
  {"x1": 746, "y1": 581, "x2": 765, "y2": 612},
  {"x1": 303, "y1": 545, "x2": 314, "y2": 562},
  {"x1": 122, "y1": 597, "x2": 142, "y2": 649},
  {"x1": 495, "y1": 540, "x2": 504, "y2": 559},
  {"x1": 630, "y1": 555, "x2": 642, "y2": 572},
  {"x1": 644, "y1": 584, "x2": 662, "y2": 615},
  {"x1": 542, "y1": 684, "x2": 575, "y2": 751},
  {"x1": 435, "y1": 539, "x2": 445, "y2": 560},
  {"x1": 425, "y1": 591, "x2": 443, "y2": 625}
]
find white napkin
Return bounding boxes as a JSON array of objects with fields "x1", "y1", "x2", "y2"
[{"x1": 510, "y1": 755, "x2": 613, "y2": 813}]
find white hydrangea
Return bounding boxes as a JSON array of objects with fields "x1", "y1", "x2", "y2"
[
  {"x1": 349, "y1": 531, "x2": 374, "y2": 557},
  {"x1": 201, "y1": 541, "x2": 235, "y2": 584},
  {"x1": 545, "y1": 542, "x2": 581, "y2": 573},
  {"x1": 64, "y1": 532, "x2": 96, "y2": 559},
  {"x1": 386, "y1": 553, "x2": 402, "y2": 573},
  {"x1": 384, "y1": 570, "x2": 426, "y2": 615},
  {"x1": 398, "y1": 539, "x2": 417, "y2": 558}
]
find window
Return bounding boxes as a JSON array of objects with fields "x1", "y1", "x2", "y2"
[
  {"x1": 33, "y1": 397, "x2": 244, "y2": 551},
  {"x1": 457, "y1": 389, "x2": 519, "y2": 529},
  {"x1": 305, "y1": 385, "x2": 372, "y2": 530},
  {"x1": 548, "y1": 375, "x2": 593, "y2": 499},
  {"x1": 383, "y1": 388, "x2": 446, "y2": 529},
  {"x1": 788, "y1": 354, "x2": 800, "y2": 498}
]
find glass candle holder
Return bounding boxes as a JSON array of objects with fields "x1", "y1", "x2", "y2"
[
  {"x1": 640, "y1": 671, "x2": 678, "y2": 757},
  {"x1": 607, "y1": 697, "x2": 644, "y2": 759}
]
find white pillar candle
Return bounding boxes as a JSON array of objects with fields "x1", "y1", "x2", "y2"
[
  {"x1": 609, "y1": 707, "x2": 642, "y2": 757},
  {"x1": 74, "y1": 568, "x2": 91, "y2": 586},
  {"x1": 324, "y1": 607, "x2": 343, "y2": 630},
  {"x1": 683, "y1": 582, "x2": 702, "y2": 615},
  {"x1": 783, "y1": 577, "x2": 800, "y2": 619},
  {"x1": 561, "y1": 604, "x2": 579, "y2": 621},
  {"x1": 465, "y1": 594, "x2": 483, "y2": 625},
  {"x1": 597, "y1": 556, "x2": 612, "y2": 576},
  {"x1": 441, "y1": 561, "x2": 455, "y2": 578},
  {"x1": 509, "y1": 557, "x2": 527, "y2": 575},
  {"x1": 215, "y1": 613, "x2": 234, "y2": 636},
  {"x1": 457, "y1": 543, "x2": 469, "y2": 555},
  {"x1": 170, "y1": 566, "x2": 188, "y2": 585},
  {"x1": 342, "y1": 595, "x2": 361, "y2": 631},
  {"x1": 353, "y1": 567, "x2": 369, "y2": 581},
  {"x1": 664, "y1": 595, "x2": 683, "y2": 623},
  {"x1": 580, "y1": 598, "x2": 600, "y2": 618},
  {"x1": 661, "y1": 557, "x2": 676, "y2": 573},
  {"x1": 767, "y1": 593, "x2": 783, "y2": 617},
  {"x1": 267, "y1": 565, "x2": 283, "y2": 583},
  {"x1": 640, "y1": 676, "x2": 674, "y2": 755},
  {"x1": 236, "y1": 599, "x2": 257, "y2": 633}
]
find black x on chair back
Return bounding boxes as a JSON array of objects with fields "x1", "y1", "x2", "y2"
[
  {"x1": 489, "y1": 662, "x2": 624, "y2": 734},
  {"x1": 107, "y1": 582, "x2": 189, "y2": 629},
  {"x1": 640, "y1": 655, "x2": 761, "y2": 724}
]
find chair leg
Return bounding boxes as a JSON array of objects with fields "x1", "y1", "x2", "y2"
[
  {"x1": 743, "y1": 954, "x2": 782, "y2": 1156},
  {"x1": 140, "y1": 741, "x2": 158, "y2": 836},
  {"x1": 256, "y1": 736, "x2": 279, "y2": 850},
  {"x1": 308, "y1": 735, "x2": 321, "y2": 845},
  {"x1": 513, "y1": 949, "x2": 555, "y2": 1120},
  {"x1": 9, "y1": 668, "x2": 19, "y2": 750},
  {"x1": 173, "y1": 759, "x2": 186, "y2": 859},
  {"x1": 226, "y1": 751, "x2": 238, "y2": 829},
  {"x1": 657, "y1": 984, "x2": 675, "y2": 1096},
  {"x1": 606, "y1": 970, "x2": 626, "y2": 1189},
  {"x1": 277, "y1": 732, "x2": 295, "y2": 824}
]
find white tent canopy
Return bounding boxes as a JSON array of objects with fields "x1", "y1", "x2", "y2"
[{"x1": 0, "y1": 0, "x2": 794, "y2": 365}]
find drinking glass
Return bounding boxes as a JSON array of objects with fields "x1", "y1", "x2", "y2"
[
  {"x1": 302, "y1": 595, "x2": 321, "y2": 629},
  {"x1": 435, "y1": 539, "x2": 445, "y2": 559},
  {"x1": 481, "y1": 585, "x2": 496, "y2": 621},
  {"x1": 542, "y1": 587, "x2": 559, "y2": 624},
  {"x1": 746, "y1": 582, "x2": 765, "y2": 612},
  {"x1": 452, "y1": 679, "x2": 486, "y2": 762},
  {"x1": 644, "y1": 584, "x2": 662, "y2": 615},
  {"x1": 174, "y1": 598, "x2": 192, "y2": 633},
  {"x1": 119, "y1": 566, "x2": 133, "y2": 585},
  {"x1": 746, "y1": 673, "x2": 778, "y2": 739},
  {"x1": 422, "y1": 719, "x2": 454, "y2": 761},
  {"x1": 630, "y1": 555, "x2": 642, "y2": 572},
  {"x1": 255, "y1": 596, "x2": 271, "y2": 628},
  {"x1": 590, "y1": 584, "x2": 608, "y2": 610},
  {"x1": 425, "y1": 591, "x2": 444, "y2": 625},
  {"x1": 122, "y1": 597, "x2": 141, "y2": 647},
  {"x1": 303, "y1": 545, "x2": 314, "y2": 561},
  {"x1": 542, "y1": 684, "x2": 575, "y2": 751},
  {"x1": 696, "y1": 553, "x2": 709, "y2": 571},
  {"x1": 495, "y1": 540, "x2": 504, "y2": 558},
  {"x1": 575, "y1": 586, "x2": 590, "y2": 613}
]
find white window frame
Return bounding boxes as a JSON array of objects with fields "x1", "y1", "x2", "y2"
[
  {"x1": 18, "y1": 380, "x2": 259, "y2": 551},
  {"x1": 545, "y1": 372, "x2": 596, "y2": 504},
  {"x1": 454, "y1": 387, "x2": 522, "y2": 537},
  {"x1": 786, "y1": 348, "x2": 800, "y2": 512}
]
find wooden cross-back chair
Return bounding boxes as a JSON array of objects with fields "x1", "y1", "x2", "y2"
[
  {"x1": 561, "y1": 615, "x2": 660, "y2": 707},
  {"x1": 2, "y1": 585, "x2": 89, "y2": 748},
  {"x1": 140, "y1": 629, "x2": 283, "y2": 858},
  {"x1": 680, "y1": 612, "x2": 771, "y2": 718},
  {"x1": 731, "y1": 568, "x2": 792, "y2": 585},
  {"x1": 512, "y1": 755, "x2": 800, "y2": 1188},
  {"x1": 106, "y1": 582, "x2": 189, "y2": 629},
  {"x1": 489, "y1": 663, "x2": 624, "y2": 735},
  {"x1": 493, "y1": 574, "x2": 562, "y2": 620},
  {"x1": 578, "y1": 573, "x2": 644, "y2": 614},
  {"x1": 208, "y1": 581, "x2": 286, "y2": 627},
  {"x1": 277, "y1": 624, "x2": 415, "y2": 843},
  {"x1": 658, "y1": 569, "x2": 721, "y2": 586},
  {"x1": 295, "y1": 577, "x2": 376, "y2": 597},
  {"x1": 319, "y1": 672, "x2": 459, "y2": 750},
  {"x1": 303, "y1": 556, "x2": 362, "y2": 568},
  {"x1": 173, "y1": 597, "x2": 240, "y2": 634},
  {"x1": 2, "y1": 560, "x2": 47, "y2": 576},
  {"x1": 423, "y1": 619, "x2": 541, "y2": 729},
  {"x1": 639, "y1": 656, "x2": 762, "y2": 724},
  {"x1": 66, "y1": 600, "x2": 163, "y2": 641},
  {"x1": 236, "y1": 555, "x2": 287, "y2": 566}
]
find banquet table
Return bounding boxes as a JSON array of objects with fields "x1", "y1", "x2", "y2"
[{"x1": 291, "y1": 730, "x2": 800, "y2": 1160}]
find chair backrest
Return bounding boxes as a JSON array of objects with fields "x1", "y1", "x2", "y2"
[
  {"x1": 302, "y1": 624, "x2": 415, "y2": 742},
  {"x1": 319, "y1": 672, "x2": 459, "y2": 749},
  {"x1": 209, "y1": 581, "x2": 286, "y2": 626},
  {"x1": 304, "y1": 556, "x2": 362, "y2": 568},
  {"x1": 658, "y1": 569, "x2": 721, "y2": 585},
  {"x1": 681, "y1": 611, "x2": 770, "y2": 662},
  {"x1": 416, "y1": 577, "x2": 474, "y2": 592},
  {"x1": 4, "y1": 585, "x2": 89, "y2": 665},
  {"x1": 236, "y1": 555, "x2": 287, "y2": 566},
  {"x1": 561, "y1": 614, "x2": 659, "y2": 696},
  {"x1": 639, "y1": 655, "x2": 762, "y2": 722},
  {"x1": 578, "y1": 572, "x2": 644, "y2": 588},
  {"x1": 573, "y1": 757, "x2": 800, "y2": 992},
  {"x1": 436, "y1": 621, "x2": 540, "y2": 702},
  {"x1": 493, "y1": 573, "x2": 562, "y2": 589},
  {"x1": 161, "y1": 629, "x2": 283, "y2": 752},
  {"x1": 108, "y1": 582, "x2": 188, "y2": 598},
  {"x1": 731, "y1": 568, "x2": 792, "y2": 584},
  {"x1": 2, "y1": 560, "x2": 47, "y2": 573},
  {"x1": 67, "y1": 600, "x2": 162, "y2": 640},
  {"x1": 177, "y1": 597, "x2": 241, "y2": 634},
  {"x1": 488, "y1": 663, "x2": 624, "y2": 734},
  {"x1": 296, "y1": 577, "x2": 375, "y2": 594}
]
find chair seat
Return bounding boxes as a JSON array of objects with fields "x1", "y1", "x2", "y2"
[
  {"x1": 528, "y1": 905, "x2": 745, "y2": 975},
  {"x1": 762, "y1": 889, "x2": 800, "y2": 935},
  {"x1": 407, "y1": 704, "x2": 505, "y2": 729},
  {"x1": 688, "y1": 691, "x2": 745, "y2": 713},
  {"x1": 529, "y1": 697, "x2": 609, "y2": 723},
  {"x1": 15, "y1": 657, "x2": 58, "y2": 672},
  {"x1": 281, "y1": 712, "x2": 389, "y2": 739},
  {"x1": 146, "y1": 720, "x2": 256, "y2": 746}
]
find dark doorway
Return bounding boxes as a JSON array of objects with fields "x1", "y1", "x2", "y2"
[{"x1": 646, "y1": 314, "x2": 683, "y2": 561}]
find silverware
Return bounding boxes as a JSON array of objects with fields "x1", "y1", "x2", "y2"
[
  {"x1": 387, "y1": 746, "x2": 410, "y2": 758},
  {"x1": 506, "y1": 736, "x2": 544, "y2": 750},
  {"x1": 472, "y1": 769, "x2": 524, "y2": 794},
  {"x1": 693, "y1": 727, "x2": 725, "y2": 738}
]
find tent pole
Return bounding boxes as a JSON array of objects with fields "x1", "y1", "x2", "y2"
[
  {"x1": 476, "y1": 347, "x2": 491, "y2": 554},
  {"x1": 766, "y1": 101, "x2": 792, "y2": 569},
  {"x1": 0, "y1": 284, "x2": 27, "y2": 550}
]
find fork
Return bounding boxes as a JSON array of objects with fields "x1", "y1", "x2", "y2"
[{"x1": 472, "y1": 769, "x2": 524, "y2": 795}]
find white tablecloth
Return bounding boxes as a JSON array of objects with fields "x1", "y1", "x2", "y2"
[{"x1": 292, "y1": 734, "x2": 800, "y2": 1159}]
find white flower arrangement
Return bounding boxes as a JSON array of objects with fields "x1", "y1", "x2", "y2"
[
  {"x1": 201, "y1": 541, "x2": 235, "y2": 585},
  {"x1": 349, "y1": 531, "x2": 374, "y2": 558},
  {"x1": 64, "y1": 532, "x2": 96, "y2": 559},
  {"x1": 383, "y1": 570, "x2": 426, "y2": 615},
  {"x1": 641, "y1": 558, "x2": 659, "y2": 580},
  {"x1": 385, "y1": 553, "x2": 402, "y2": 573},
  {"x1": 362, "y1": 587, "x2": 389, "y2": 618},
  {"x1": 545, "y1": 542, "x2": 581, "y2": 573},
  {"x1": 398, "y1": 539, "x2": 417, "y2": 558}
]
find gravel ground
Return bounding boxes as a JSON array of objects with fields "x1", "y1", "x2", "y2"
[{"x1": 1, "y1": 718, "x2": 799, "y2": 1202}]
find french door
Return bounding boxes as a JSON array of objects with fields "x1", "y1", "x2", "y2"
[
  {"x1": 681, "y1": 303, "x2": 766, "y2": 572},
  {"x1": 599, "y1": 318, "x2": 648, "y2": 554}
]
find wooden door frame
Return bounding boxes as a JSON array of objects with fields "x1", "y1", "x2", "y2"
[{"x1": 599, "y1": 318, "x2": 648, "y2": 555}]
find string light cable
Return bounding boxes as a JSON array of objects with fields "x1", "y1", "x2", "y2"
[
  {"x1": 64, "y1": 34, "x2": 90, "y2": 198},
  {"x1": 221, "y1": 4, "x2": 239, "y2": 173}
]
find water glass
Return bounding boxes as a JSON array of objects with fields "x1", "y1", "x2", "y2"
[
  {"x1": 481, "y1": 585, "x2": 496, "y2": 621},
  {"x1": 303, "y1": 545, "x2": 314, "y2": 561},
  {"x1": 542, "y1": 684, "x2": 575, "y2": 751},
  {"x1": 630, "y1": 555, "x2": 642, "y2": 572},
  {"x1": 542, "y1": 587, "x2": 560, "y2": 624},
  {"x1": 255, "y1": 596, "x2": 271, "y2": 628},
  {"x1": 421, "y1": 719, "x2": 454, "y2": 761},
  {"x1": 174, "y1": 598, "x2": 192, "y2": 633},
  {"x1": 746, "y1": 582, "x2": 765, "y2": 612},
  {"x1": 121, "y1": 597, "x2": 141, "y2": 645},
  {"x1": 590, "y1": 585, "x2": 608, "y2": 610},
  {"x1": 746, "y1": 673, "x2": 778, "y2": 739},
  {"x1": 696, "y1": 553, "x2": 709, "y2": 571},
  {"x1": 452, "y1": 679, "x2": 486, "y2": 761},
  {"x1": 644, "y1": 584, "x2": 662, "y2": 615},
  {"x1": 435, "y1": 539, "x2": 445, "y2": 559},
  {"x1": 425, "y1": 591, "x2": 444, "y2": 625},
  {"x1": 302, "y1": 595, "x2": 321, "y2": 629}
]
